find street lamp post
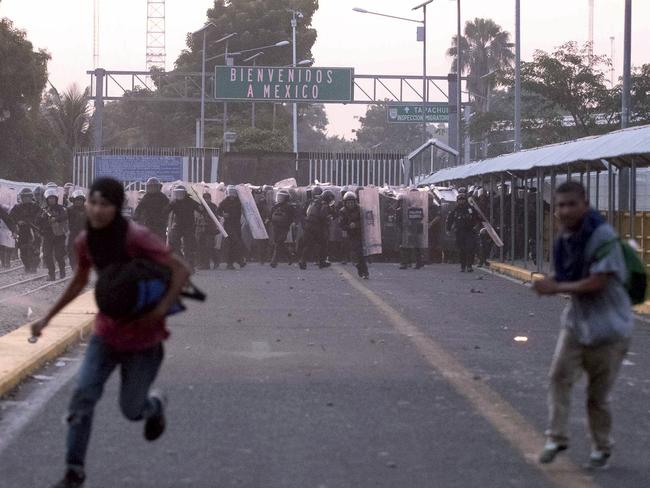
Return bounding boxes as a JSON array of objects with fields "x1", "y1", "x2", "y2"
[
  {"x1": 289, "y1": 10, "x2": 303, "y2": 154},
  {"x1": 353, "y1": 4, "x2": 430, "y2": 175},
  {"x1": 514, "y1": 0, "x2": 521, "y2": 151},
  {"x1": 191, "y1": 24, "x2": 235, "y2": 148},
  {"x1": 243, "y1": 52, "x2": 264, "y2": 128},
  {"x1": 456, "y1": 0, "x2": 462, "y2": 162},
  {"x1": 413, "y1": 1, "x2": 434, "y2": 146}
]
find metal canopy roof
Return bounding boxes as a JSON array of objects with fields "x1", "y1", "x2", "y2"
[{"x1": 421, "y1": 124, "x2": 650, "y2": 185}]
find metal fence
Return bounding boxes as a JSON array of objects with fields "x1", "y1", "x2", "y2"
[
  {"x1": 305, "y1": 151, "x2": 406, "y2": 187},
  {"x1": 72, "y1": 147, "x2": 220, "y2": 189}
]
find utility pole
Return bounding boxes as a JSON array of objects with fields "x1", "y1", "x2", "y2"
[
  {"x1": 290, "y1": 10, "x2": 302, "y2": 154},
  {"x1": 413, "y1": 1, "x2": 432, "y2": 146},
  {"x1": 621, "y1": 0, "x2": 632, "y2": 129},
  {"x1": 514, "y1": 0, "x2": 521, "y2": 151},
  {"x1": 456, "y1": 0, "x2": 462, "y2": 163},
  {"x1": 93, "y1": 0, "x2": 99, "y2": 68},
  {"x1": 588, "y1": 0, "x2": 594, "y2": 64}
]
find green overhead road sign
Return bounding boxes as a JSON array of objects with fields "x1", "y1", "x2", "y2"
[
  {"x1": 214, "y1": 66, "x2": 354, "y2": 103},
  {"x1": 387, "y1": 103, "x2": 449, "y2": 123}
]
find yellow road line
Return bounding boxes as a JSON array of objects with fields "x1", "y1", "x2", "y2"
[{"x1": 336, "y1": 265, "x2": 601, "y2": 488}]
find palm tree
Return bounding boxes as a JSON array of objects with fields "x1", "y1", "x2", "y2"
[
  {"x1": 447, "y1": 18, "x2": 514, "y2": 114},
  {"x1": 42, "y1": 84, "x2": 91, "y2": 178}
]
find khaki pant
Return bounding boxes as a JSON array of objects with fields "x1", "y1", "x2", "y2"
[{"x1": 547, "y1": 329, "x2": 629, "y2": 453}]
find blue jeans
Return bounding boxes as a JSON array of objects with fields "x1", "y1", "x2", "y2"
[{"x1": 65, "y1": 334, "x2": 164, "y2": 467}]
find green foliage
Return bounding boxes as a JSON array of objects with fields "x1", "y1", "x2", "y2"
[
  {"x1": 519, "y1": 42, "x2": 614, "y2": 136},
  {"x1": 447, "y1": 18, "x2": 514, "y2": 113},
  {"x1": 0, "y1": 18, "x2": 60, "y2": 181},
  {"x1": 354, "y1": 103, "x2": 424, "y2": 152},
  {"x1": 232, "y1": 127, "x2": 290, "y2": 152}
]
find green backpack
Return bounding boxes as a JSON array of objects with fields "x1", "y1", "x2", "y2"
[{"x1": 594, "y1": 238, "x2": 648, "y2": 305}]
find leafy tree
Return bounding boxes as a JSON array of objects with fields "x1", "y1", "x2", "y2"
[
  {"x1": 447, "y1": 18, "x2": 514, "y2": 113},
  {"x1": 354, "y1": 102, "x2": 424, "y2": 152},
  {"x1": 519, "y1": 42, "x2": 614, "y2": 136},
  {"x1": 0, "y1": 17, "x2": 60, "y2": 181},
  {"x1": 632, "y1": 64, "x2": 650, "y2": 123},
  {"x1": 103, "y1": 0, "x2": 323, "y2": 151},
  {"x1": 42, "y1": 84, "x2": 92, "y2": 177}
]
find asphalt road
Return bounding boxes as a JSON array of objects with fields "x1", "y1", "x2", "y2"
[{"x1": 0, "y1": 263, "x2": 649, "y2": 488}]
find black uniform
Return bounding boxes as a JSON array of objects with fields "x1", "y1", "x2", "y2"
[
  {"x1": 9, "y1": 201, "x2": 41, "y2": 272},
  {"x1": 218, "y1": 197, "x2": 245, "y2": 269},
  {"x1": 167, "y1": 197, "x2": 201, "y2": 270},
  {"x1": 269, "y1": 201, "x2": 296, "y2": 267},
  {"x1": 299, "y1": 197, "x2": 333, "y2": 268},
  {"x1": 66, "y1": 204, "x2": 87, "y2": 269},
  {"x1": 38, "y1": 203, "x2": 68, "y2": 279},
  {"x1": 195, "y1": 200, "x2": 220, "y2": 269},
  {"x1": 253, "y1": 194, "x2": 270, "y2": 264},
  {"x1": 339, "y1": 204, "x2": 369, "y2": 278},
  {"x1": 0, "y1": 205, "x2": 15, "y2": 268},
  {"x1": 396, "y1": 200, "x2": 423, "y2": 269},
  {"x1": 446, "y1": 203, "x2": 480, "y2": 272},
  {"x1": 134, "y1": 192, "x2": 170, "y2": 240}
]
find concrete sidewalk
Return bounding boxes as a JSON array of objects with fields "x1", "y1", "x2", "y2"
[
  {"x1": 488, "y1": 260, "x2": 650, "y2": 315},
  {"x1": 0, "y1": 291, "x2": 97, "y2": 398}
]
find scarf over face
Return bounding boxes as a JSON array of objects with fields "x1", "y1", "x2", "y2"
[{"x1": 86, "y1": 178, "x2": 129, "y2": 270}]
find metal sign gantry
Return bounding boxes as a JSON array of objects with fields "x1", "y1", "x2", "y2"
[{"x1": 87, "y1": 68, "x2": 465, "y2": 148}]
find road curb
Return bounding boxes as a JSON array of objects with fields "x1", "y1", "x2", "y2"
[
  {"x1": 0, "y1": 291, "x2": 97, "y2": 398},
  {"x1": 487, "y1": 260, "x2": 650, "y2": 316},
  {"x1": 486, "y1": 261, "x2": 545, "y2": 283}
]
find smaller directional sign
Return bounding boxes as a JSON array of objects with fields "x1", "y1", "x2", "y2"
[{"x1": 387, "y1": 103, "x2": 449, "y2": 123}]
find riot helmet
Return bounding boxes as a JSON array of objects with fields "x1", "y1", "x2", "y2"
[
  {"x1": 203, "y1": 192, "x2": 212, "y2": 202},
  {"x1": 19, "y1": 188, "x2": 34, "y2": 203},
  {"x1": 276, "y1": 190, "x2": 290, "y2": 204},
  {"x1": 311, "y1": 186, "x2": 323, "y2": 198},
  {"x1": 321, "y1": 189, "x2": 335, "y2": 204},
  {"x1": 146, "y1": 177, "x2": 162, "y2": 193},
  {"x1": 44, "y1": 188, "x2": 59, "y2": 204},
  {"x1": 71, "y1": 189, "x2": 86, "y2": 205},
  {"x1": 343, "y1": 191, "x2": 358, "y2": 209},
  {"x1": 172, "y1": 185, "x2": 187, "y2": 200}
]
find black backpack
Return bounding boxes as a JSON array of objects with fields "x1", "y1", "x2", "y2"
[{"x1": 95, "y1": 259, "x2": 205, "y2": 321}]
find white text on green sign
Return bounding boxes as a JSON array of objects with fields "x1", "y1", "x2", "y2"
[
  {"x1": 387, "y1": 104, "x2": 449, "y2": 123},
  {"x1": 214, "y1": 66, "x2": 353, "y2": 102}
]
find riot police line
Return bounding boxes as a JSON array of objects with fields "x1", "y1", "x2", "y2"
[
  {"x1": 0, "y1": 176, "x2": 509, "y2": 280},
  {"x1": 0, "y1": 181, "x2": 87, "y2": 281}
]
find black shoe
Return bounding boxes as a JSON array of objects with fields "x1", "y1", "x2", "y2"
[
  {"x1": 585, "y1": 450, "x2": 611, "y2": 470},
  {"x1": 270, "y1": 262, "x2": 278, "y2": 268},
  {"x1": 538, "y1": 442, "x2": 568, "y2": 464},
  {"x1": 299, "y1": 262, "x2": 307, "y2": 270},
  {"x1": 363, "y1": 274, "x2": 370, "y2": 280},
  {"x1": 318, "y1": 261, "x2": 331, "y2": 269},
  {"x1": 226, "y1": 264, "x2": 235, "y2": 270},
  {"x1": 51, "y1": 467, "x2": 86, "y2": 488},
  {"x1": 144, "y1": 391, "x2": 167, "y2": 442},
  {"x1": 467, "y1": 266, "x2": 474, "y2": 273},
  {"x1": 47, "y1": 273, "x2": 56, "y2": 281},
  {"x1": 239, "y1": 261, "x2": 247, "y2": 269},
  {"x1": 399, "y1": 264, "x2": 408, "y2": 270},
  {"x1": 460, "y1": 267, "x2": 466, "y2": 273}
]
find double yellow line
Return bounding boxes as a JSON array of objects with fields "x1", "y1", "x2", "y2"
[{"x1": 336, "y1": 265, "x2": 600, "y2": 488}]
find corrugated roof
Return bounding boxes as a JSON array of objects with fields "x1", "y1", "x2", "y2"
[{"x1": 421, "y1": 124, "x2": 650, "y2": 184}]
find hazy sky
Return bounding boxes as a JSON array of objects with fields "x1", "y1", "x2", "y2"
[{"x1": 2, "y1": 0, "x2": 649, "y2": 139}]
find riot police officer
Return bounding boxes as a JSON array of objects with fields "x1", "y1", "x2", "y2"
[
  {"x1": 218, "y1": 185, "x2": 246, "y2": 270},
  {"x1": 9, "y1": 188, "x2": 40, "y2": 273},
  {"x1": 66, "y1": 190, "x2": 87, "y2": 269},
  {"x1": 0, "y1": 203, "x2": 15, "y2": 268},
  {"x1": 396, "y1": 193, "x2": 424, "y2": 270},
  {"x1": 253, "y1": 187, "x2": 271, "y2": 264},
  {"x1": 269, "y1": 190, "x2": 296, "y2": 268},
  {"x1": 133, "y1": 177, "x2": 170, "y2": 240},
  {"x1": 38, "y1": 188, "x2": 68, "y2": 280},
  {"x1": 339, "y1": 191, "x2": 369, "y2": 279},
  {"x1": 446, "y1": 192, "x2": 480, "y2": 272},
  {"x1": 195, "y1": 192, "x2": 220, "y2": 270},
  {"x1": 167, "y1": 184, "x2": 201, "y2": 271},
  {"x1": 299, "y1": 189, "x2": 335, "y2": 270}
]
